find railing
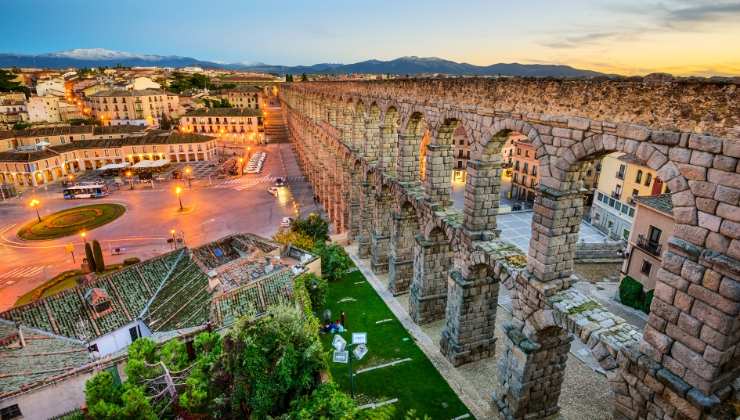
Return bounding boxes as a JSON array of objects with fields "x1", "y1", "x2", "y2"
[{"x1": 637, "y1": 235, "x2": 662, "y2": 256}]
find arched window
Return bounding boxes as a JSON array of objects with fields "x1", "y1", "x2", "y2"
[
  {"x1": 645, "y1": 173, "x2": 652, "y2": 186},
  {"x1": 635, "y1": 170, "x2": 643, "y2": 183}
]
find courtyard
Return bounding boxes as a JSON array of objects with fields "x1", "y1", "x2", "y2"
[{"x1": 0, "y1": 143, "x2": 320, "y2": 311}]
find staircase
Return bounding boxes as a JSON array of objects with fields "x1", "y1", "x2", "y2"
[{"x1": 263, "y1": 105, "x2": 290, "y2": 143}]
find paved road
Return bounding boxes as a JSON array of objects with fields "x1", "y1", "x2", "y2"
[{"x1": 0, "y1": 143, "x2": 320, "y2": 311}]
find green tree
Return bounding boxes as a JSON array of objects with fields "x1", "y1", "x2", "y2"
[
  {"x1": 273, "y1": 228, "x2": 316, "y2": 251},
  {"x1": 288, "y1": 382, "x2": 357, "y2": 420},
  {"x1": 0, "y1": 69, "x2": 29, "y2": 94},
  {"x1": 160, "y1": 338, "x2": 188, "y2": 371},
  {"x1": 301, "y1": 73, "x2": 309, "y2": 81},
  {"x1": 296, "y1": 273, "x2": 327, "y2": 310},
  {"x1": 211, "y1": 305, "x2": 326, "y2": 418},
  {"x1": 85, "y1": 372, "x2": 157, "y2": 420},
  {"x1": 84, "y1": 242, "x2": 96, "y2": 272},
  {"x1": 124, "y1": 338, "x2": 158, "y2": 384},
  {"x1": 92, "y1": 240, "x2": 105, "y2": 273},
  {"x1": 291, "y1": 213, "x2": 329, "y2": 243},
  {"x1": 178, "y1": 332, "x2": 223, "y2": 414},
  {"x1": 285, "y1": 74, "x2": 293, "y2": 82},
  {"x1": 317, "y1": 243, "x2": 352, "y2": 282}
]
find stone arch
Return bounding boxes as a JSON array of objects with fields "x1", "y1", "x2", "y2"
[
  {"x1": 396, "y1": 111, "x2": 427, "y2": 183},
  {"x1": 371, "y1": 183, "x2": 394, "y2": 274},
  {"x1": 388, "y1": 199, "x2": 422, "y2": 294},
  {"x1": 409, "y1": 225, "x2": 453, "y2": 324},
  {"x1": 423, "y1": 117, "x2": 463, "y2": 207}
]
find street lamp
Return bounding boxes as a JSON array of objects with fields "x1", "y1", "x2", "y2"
[
  {"x1": 125, "y1": 170, "x2": 133, "y2": 190},
  {"x1": 175, "y1": 186, "x2": 184, "y2": 211},
  {"x1": 185, "y1": 167, "x2": 192, "y2": 188},
  {"x1": 170, "y1": 228, "x2": 177, "y2": 249},
  {"x1": 29, "y1": 199, "x2": 41, "y2": 223},
  {"x1": 80, "y1": 230, "x2": 87, "y2": 244},
  {"x1": 332, "y1": 332, "x2": 368, "y2": 398}
]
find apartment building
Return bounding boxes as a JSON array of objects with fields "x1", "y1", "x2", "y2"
[
  {"x1": 217, "y1": 85, "x2": 262, "y2": 109},
  {"x1": 35, "y1": 79, "x2": 65, "y2": 97},
  {"x1": 0, "y1": 99, "x2": 27, "y2": 130},
  {"x1": 452, "y1": 125, "x2": 470, "y2": 183},
  {"x1": 86, "y1": 89, "x2": 180, "y2": 126},
  {"x1": 621, "y1": 194, "x2": 674, "y2": 290},
  {"x1": 179, "y1": 107, "x2": 264, "y2": 143},
  {"x1": 590, "y1": 153, "x2": 669, "y2": 240},
  {"x1": 509, "y1": 136, "x2": 539, "y2": 202}
]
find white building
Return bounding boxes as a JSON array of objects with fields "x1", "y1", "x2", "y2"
[
  {"x1": 127, "y1": 76, "x2": 161, "y2": 91},
  {"x1": 35, "y1": 79, "x2": 65, "y2": 97},
  {"x1": 27, "y1": 96, "x2": 61, "y2": 123}
]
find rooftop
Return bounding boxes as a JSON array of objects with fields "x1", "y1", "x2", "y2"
[
  {"x1": 634, "y1": 193, "x2": 673, "y2": 216},
  {"x1": 185, "y1": 107, "x2": 262, "y2": 117},
  {"x1": 89, "y1": 89, "x2": 172, "y2": 97}
]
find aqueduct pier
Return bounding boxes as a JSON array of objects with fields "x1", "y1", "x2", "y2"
[{"x1": 280, "y1": 78, "x2": 739, "y2": 419}]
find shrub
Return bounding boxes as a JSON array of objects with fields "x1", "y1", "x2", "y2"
[
  {"x1": 292, "y1": 213, "x2": 329, "y2": 243},
  {"x1": 84, "y1": 242, "x2": 96, "y2": 272},
  {"x1": 273, "y1": 228, "x2": 316, "y2": 251},
  {"x1": 316, "y1": 243, "x2": 353, "y2": 282},
  {"x1": 123, "y1": 257, "x2": 141, "y2": 266},
  {"x1": 296, "y1": 273, "x2": 328, "y2": 311},
  {"x1": 92, "y1": 240, "x2": 105, "y2": 273},
  {"x1": 287, "y1": 382, "x2": 357, "y2": 420},
  {"x1": 619, "y1": 276, "x2": 653, "y2": 314},
  {"x1": 642, "y1": 289, "x2": 654, "y2": 313}
]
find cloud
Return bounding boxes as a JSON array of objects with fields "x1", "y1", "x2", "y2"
[{"x1": 539, "y1": 32, "x2": 619, "y2": 49}]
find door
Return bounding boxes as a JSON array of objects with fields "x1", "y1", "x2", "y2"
[{"x1": 651, "y1": 177, "x2": 664, "y2": 195}]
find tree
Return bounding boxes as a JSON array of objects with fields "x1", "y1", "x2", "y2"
[
  {"x1": 84, "y1": 242, "x2": 96, "y2": 272},
  {"x1": 316, "y1": 243, "x2": 352, "y2": 282},
  {"x1": 211, "y1": 305, "x2": 326, "y2": 418},
  {"x1": 288, "y1": 382, "x2": 358, "y2": 420},
  {"x1": 273, "y1": 228, "x2": 316, "y2": 251},
  {"x1": 291, "y1": 213, "x2": 329, "y2": 243},
  {"x1": 160, "y1": 114, "x2": 172, "y2": 130},
  {"x1": 85, "y1": 371, "x2": 157, "y2": 420},
  {"x1": 0, "y1": 69, "x2": 29, "y2": 95},
  {"x1": 301, "y1": 73, "x2": 309, "y2": 82},
  {"x1": 285, "y1": 74, "x2": 294, "y2": 82},
  {"x1": 92, "y1": 240, "x2": 105, "y2": 273},
  {"x1": 296, "y1": 273, "x2": 327, "y2": 310},
  {"x1": 178, "y1": 332, "x2": 223, "y2": 414}
]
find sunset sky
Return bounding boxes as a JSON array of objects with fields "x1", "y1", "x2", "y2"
[{"x1": 2, "y1": 0, "x2": 739, "y2": 76}]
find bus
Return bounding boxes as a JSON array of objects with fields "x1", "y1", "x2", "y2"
[{"x1": 63, "y1": 183, "x2": 110, "y2": 199}]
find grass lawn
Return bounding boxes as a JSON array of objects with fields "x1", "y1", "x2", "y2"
[
  {"x1": 17, "y1": 203, "x2": 125, "y2": 240},
  {"x1": 318, "y1": 270, "x2": 471, "y2": 419},
  {"x1": 14, "y1": 264, "x2": 125, "y2": 307}
]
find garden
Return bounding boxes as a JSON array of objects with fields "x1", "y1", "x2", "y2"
[{"x1": 17, "y1": 203, "x2": 126, "y2": 240}]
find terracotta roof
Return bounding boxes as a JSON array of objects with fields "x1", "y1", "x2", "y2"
[
  {"x1": 634, "y1": 193, "x2": 673, "y2": 216},
  {"x1": 185, "y1": 107, "x2": 262, "y2": 117},
  {"x1": 89, "y1": 89, "x2": 171, "y2": 97}
]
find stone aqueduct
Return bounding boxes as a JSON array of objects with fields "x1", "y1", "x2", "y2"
[{"x1": 279, "y1": 78, "x2": 739, "y2": 419}]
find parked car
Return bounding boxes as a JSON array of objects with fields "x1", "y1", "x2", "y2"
[
  {"x1": 268, "y1": 187, "x2": 279, "y2": 196},
  {"x1": 280, "y1": 217, "x2": 293, "y2": 228}
]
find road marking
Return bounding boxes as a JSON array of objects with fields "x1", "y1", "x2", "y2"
[{"x1": 0, "y1": 265, "x2": 44, "y2": 279}]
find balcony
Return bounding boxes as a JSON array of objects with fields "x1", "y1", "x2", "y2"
[
  {"x1": 637, "y1": 235, "x2": 662, "y2": 256},
  {"x1": 611, "y1": 191, "x2": 621, "y2": 199}
]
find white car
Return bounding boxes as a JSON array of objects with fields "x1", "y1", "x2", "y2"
[
  {"x1": 280, "y1": 217, "x2": 293, "y2": 228},
  {"x1": 268, "y1": 187, "x2": 279, "y2": 196}
]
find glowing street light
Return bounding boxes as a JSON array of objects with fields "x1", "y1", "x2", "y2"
[
  {"x1": 170, "y1": 228, "x2": 177, "y2": 249},
  {"x1": 125, "y1": 170, "x2": 134, "y2": 190},
  {"x1": 185, "y1": 167, "x2": 192, "y2": 188},
  {"x1": 80, "y1": 230, "x2": 87, "y2": 243},
  {"x1": 175, "y1": 186, "x2": 184, "y2": 211},
  {"x1": 29, "y1": 199, "x2": 41, "y2": 223}
]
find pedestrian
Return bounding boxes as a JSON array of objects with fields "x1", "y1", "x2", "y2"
[{"x1": 340, "y1": 311, "x2": 346, "y2": 328}]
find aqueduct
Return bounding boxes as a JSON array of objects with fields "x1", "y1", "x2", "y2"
[{"x1": 280, "y1": 78, "x2": 739, "y2": 419}]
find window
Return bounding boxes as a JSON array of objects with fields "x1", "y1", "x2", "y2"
[
  {"x1": 525, "y1": 150, "x2": 529, "y2": 157},
  {"x1": 517, "y1": 147, "x2": 521, "y2": 155},
  {"x1": 641, "y1": 260, "x2": 653, "y2": 276},
  {"x1": 635, "y1": 170, "x2": 643, "y2": 183},
  {"x1": 88, "y1": 343, "x2": 99, "y2": 353},
  {"x1": 0, "y1": 404, "x2": 22, "y2": 419},
  {"x1": 617, "y1": 164, "x2": 626, "y2": 179},
  {"x1": 632, "y1": 189, "x2": 639, "y2": 197},
  {"x1": 532, "y1": 166, "x2": 537, "y2": 176},
  {"x1": 615, "y1": 184, "x2": 622, "y2": 195},
  {"x1": 648, "y1": 226, "x2": 662, "y2": 244},
  {"x1": 129, "y1": 325, "x2": 141, "y2": 342},
  {"x1": 645, "y1": 173, "x2": 652, "y2": 187}
]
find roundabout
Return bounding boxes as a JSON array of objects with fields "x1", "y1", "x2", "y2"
[{"x1": 17, "y1": 203, "x2": 126, "y2": 241}]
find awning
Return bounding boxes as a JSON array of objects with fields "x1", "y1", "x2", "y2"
[
  {"x1": 97, "y1": 162, "x2": 129, "y2": 171},
  {"x1": 131, "y1": 159, "x2": 170, "y2": 169}
]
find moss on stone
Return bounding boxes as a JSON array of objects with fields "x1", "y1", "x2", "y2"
[{"x1": 567, "y1": 300, "x2": 601, "y2": 315}]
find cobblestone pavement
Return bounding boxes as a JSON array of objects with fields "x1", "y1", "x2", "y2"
[
  {"x1": 573, "y1": 262, "x2": 622, "y2": 283},
  {"x1": 347, "y1": 244, "x2": 616, "y2": 420}
]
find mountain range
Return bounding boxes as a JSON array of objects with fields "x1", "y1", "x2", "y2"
[{"x1": 0, "y1": 48, "x2": 608, "y2": 78}]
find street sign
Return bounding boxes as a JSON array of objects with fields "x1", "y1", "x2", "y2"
[
  {"x1": 353, "y1": 344, "x2": 368, "y2": 361},
  {"x1": 332, "y1": 334, "x2": 347, "y2": 352},
  {"x1": 352, "y1": 332, "x2": 367, "y2": 345},
  {"x1": 333, "y1": 350, "x2": 349, "y2": 364}
]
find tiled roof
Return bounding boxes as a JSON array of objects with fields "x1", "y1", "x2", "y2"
[
  {"x1": 210, "y1": 269, "x2": 294, "y2": 327},
  {"x1": 89, "y1": 89, "x2": 170, "y2": 97},
  {"x1": 191, "y1": 233, "x2": 279, "y2": 270},
  {"x1": 144, "y1": 258, "x2": 211, "y2": 332},
  {"x1": 185, "y1": 107, "x2": 262, "y2": 117},
  {"x1": 0, "y1": 322, "x2": 90, "y2": 396},
  {"x1": 634, "y1": 193, "x2": 673, "y2": 216}
]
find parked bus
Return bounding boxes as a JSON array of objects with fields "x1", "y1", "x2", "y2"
[{"x1": 63, "y1": 183, "x2": 110, "y2": 199}]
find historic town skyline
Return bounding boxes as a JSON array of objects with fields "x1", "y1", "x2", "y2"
[{"x1": 2, "y1": 0, "x2": 740, "y2": 76}]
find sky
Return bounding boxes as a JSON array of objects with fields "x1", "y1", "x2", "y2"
[{"x1": 1, "y1": 0, "x2": 739, "y2": 76}]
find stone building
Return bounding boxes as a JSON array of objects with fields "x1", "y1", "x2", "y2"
[
  {"x1": 217, "y1": 85, "x2": 262, "y2": 109},
  {"x1": 510, "y1": 136, "x2": 539, "y2": 202},
  {"x1": 179, "y1": 107, "x2": 264, "y2": 143},
  {"x1": 280, "y1": 77, "x2": 739, "y2": 420},
  {"x1": 622, "y1": 194, "x2": 675, "y2": 290}
]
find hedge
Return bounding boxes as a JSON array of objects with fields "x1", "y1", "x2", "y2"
[{"x1": 619, "y1": 276, "x2": 653, "y2": 314}]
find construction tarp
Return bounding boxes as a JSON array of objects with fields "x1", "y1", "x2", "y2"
[
  {"x1": 97, "y1": 162, "x2": 129, "y2": 171},
  {"x1": 131, "y1": 159, "x2": 170, "y2": 169}
]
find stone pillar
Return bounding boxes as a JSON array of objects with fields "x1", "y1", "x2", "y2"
[
  {"x1": 348, "y1": 172, "x2": 362, "y2": 240},
  {"x1": 370, "y1": 189, "x2": 392, "y2": 274},
  {"x1": 379, "y1": 125, "x2": 397, "y2": 176},
  {"x1": 493, "y1": 321, "x2": 573, "y2": 419},
  {"x1": 364, "y1": 121, "x2": 380, "y2": 162},
  {"x1": 440, "y1": 269, "x2": 499, "y2": 366},
  {"x1": 409, "y1": 231, "x2": 452, "y2": 324},
  {"x1": 397, "y1": 133, "x2": 421, "y2": 184},
  {"x1": 357, "y1": 181, "x2": 374, "y2": 258},
  {"x1": 527, "y1": 187, "x2": 583, "y2": 283},
  {"x1": 388, "y1": 208, "x2": 418, "y2": 295},
  {"x1": 463, "y1": 158, "x2": 501, "y2": 235},
  {"x1": 423, "y1": 143, "x2": 454, "y2": 206},
  {"x1": 351, "y1": 116, "x2": 365, "y2": 155}
]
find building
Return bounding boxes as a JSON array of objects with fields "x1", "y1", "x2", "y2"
[
  {"x1": 35, "y1": 79, "x2": 65, "y2": 97},
  {"x1": 0, "y1": 99, "x2": 27, "y2": 131},
  {"x1": 0, "y1": 234, "x2": 318, "y2": 419},
  {"x1": 27, "y1": 96, "x2": 61, "y2": 123},
  {"x1": 179, "y1": 107, "x2": 264, "y2": 143},
  {"x1": 217, "y1": 85, "x2": 262, "y2": 109},
  {"x1": 86, "y1": 89, "x2": 180, "y2": 126},
  {"x1": 126, "y1": 76, "x2": 161, "y2": 91},
  {"x1": 620, "y1": 194, "x2": 674, "y2": 291},
  {"x1": 452, "y1": 125, "x2": 470, "y2": 183},
  {"x1": 0, "y1": 128, "x2": 216, "y2": 189},
  {"x1": 590, "y1": 153, "x2": 669, "y2": 240},
  {"x1": 509, "y1": 136, "x2": 539, "y2": 202}
]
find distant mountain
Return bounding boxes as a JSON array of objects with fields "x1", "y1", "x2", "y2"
[{"x1": 0, "y1": 49, "x2": 608, "y2": 78}]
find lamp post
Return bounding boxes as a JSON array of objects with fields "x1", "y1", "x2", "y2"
[
  {"x1": 185, "y1": 167, "x2": 192, "y2": 188},
  {"x1": 125, "y1": 170, "x2": 133, "y2": 190},
  {"x1": 175, "y1": 186, "x2": 184, "y2": 211},
  {"x1": 80, "y1": 230, "x2": 87, "y2": 244},
  {"x1": 170, "y1": 228, "x2": 177, "y2": 249},
  {"x1": 238, "y1": 158, "x2": 244, "y2": 176},
  {"x1": 332, "y1": 332, "x2": 367, "y2": 398},
  {"x1": 29, "y1": 199, "x2": 41, "y2": 223}
]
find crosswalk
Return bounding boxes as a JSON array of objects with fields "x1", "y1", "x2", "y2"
[
  {"x1": 0, "y1": 265, "x2": 44, "y2": 280},
  {"x1": 212, "y1": 175, "x2": 306, "y2": 191},
  {"x1": 0, "y1": 223, "x2": 16, "y2": 234}
]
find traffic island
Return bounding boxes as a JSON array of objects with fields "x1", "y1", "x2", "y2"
[{"x1": 17, "y1": 203, "x2": 126, "y2": 240}]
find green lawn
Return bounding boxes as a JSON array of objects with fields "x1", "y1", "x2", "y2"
[
  {"x1": 17, "y1": 203, "x2": 125, "y2": 240},
  {"x1": 319, "y1": 270, "x2": 471, "y2": 419}
]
